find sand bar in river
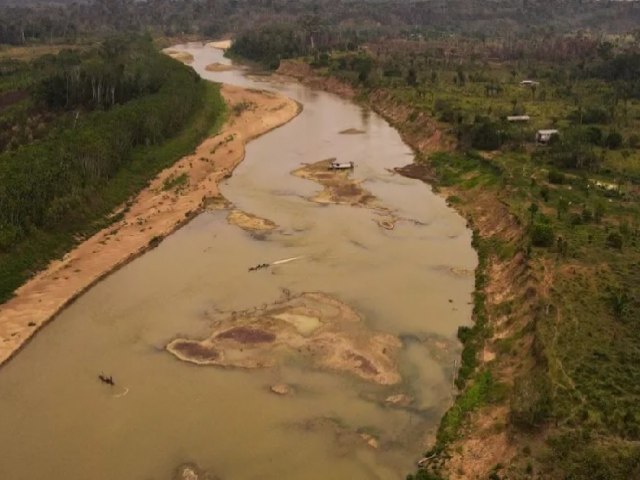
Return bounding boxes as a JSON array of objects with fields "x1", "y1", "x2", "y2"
[{"x1": 0, "y1": 83, "x2": 301, "y2": 367}]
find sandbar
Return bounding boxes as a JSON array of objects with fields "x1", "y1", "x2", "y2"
[
  {"x1": 292, "y1": 158, "x2": 376, "y2": 206},
  {"x1": 0, "y1": 79, "x2": 301, "y2": 367},
  {"x1": 206, "y1": 40, "x2": 232, "y2": 51},
  {"x1": 206, "y1": 62, "x2": 235, "y2": 72},
  {"x1": 166, "y1": 292, "x2": 402, "y2": 385}
]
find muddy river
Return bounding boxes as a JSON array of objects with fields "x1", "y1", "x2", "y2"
[{"x1": 0, "y1": 45, "x2": 476, "y2": 479}]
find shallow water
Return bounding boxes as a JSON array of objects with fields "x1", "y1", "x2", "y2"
[{"x1": 0, "y1": 45, "x2": 476, "y2": 480}]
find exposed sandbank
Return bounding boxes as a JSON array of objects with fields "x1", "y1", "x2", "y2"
[
  {"x1": 227, "y1": 209, "x2": 277, "y2": 231},
  {"x1": 292, "y1": 158, "x2": 422, "y2": 232},
  {"x1": 0, "y1": 83, "x2": 301, "y2": 367},
  {"x1": 206, "y1": 40, "x2": 233, "y2": 51},
  {"x1": 206, "y1": 62, "x2": 236, "y2": 72},
  {"x1": 164, "y1": 50, "x2": 194, "y2": 64},
  {"x1": 292, "y1": 158, "x2": 375, "y2": 206},
  {"x1": 166, "y1": 291, "x2": 402, "y2": 385}
]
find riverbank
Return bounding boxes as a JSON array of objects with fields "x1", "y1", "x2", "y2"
[
  {"x1": 277, "y1": 49, "x2": 640, "y2": 478},
  {"x1": 277, "y1": 59, "x2": 531, "y2": 478},
  {"x1": 0, "y1": 82, "x2": 301, "y2": 367}
]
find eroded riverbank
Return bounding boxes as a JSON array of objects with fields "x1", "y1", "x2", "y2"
[{"x1": 277, "y1": 57, "x2": 532, "y2": 479}]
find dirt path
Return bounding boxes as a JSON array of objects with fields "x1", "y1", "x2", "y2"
[{"x1": 0, "y1": 83, "x2": 301, "y2": 367}]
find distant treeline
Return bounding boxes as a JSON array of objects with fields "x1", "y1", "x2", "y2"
[
  {"x1": 228, "y1": 22, "x2": 365, "y2": 69},
  {"x1": 33, "y1": 36, "x2": 176, "y2": 110},
  {"x1": 2, "y1": 0, "x2": 640, "y2": 45},
  {"x1": 0, "y1": 35, "x2": 225, "y2": 301}
]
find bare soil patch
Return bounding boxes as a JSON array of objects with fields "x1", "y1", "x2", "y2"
[
  {"x1": 171, "y1": 341, "x2": 220, "y2": 362},
  {"x1": 216, "y1": 327, "x2": 276, "y2": 344}
]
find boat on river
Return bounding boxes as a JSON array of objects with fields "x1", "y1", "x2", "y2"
[{"x1": 329, "y1": 160, "x2": 355, "y2": 170}]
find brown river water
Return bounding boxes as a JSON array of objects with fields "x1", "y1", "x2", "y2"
[{"x1": 0, "y1": 45, "x2": 476, "y2": 480}]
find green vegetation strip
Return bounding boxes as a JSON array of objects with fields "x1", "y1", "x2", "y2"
[{"x1": 0, "y1": 38, "x2": 225, "y2": 302}]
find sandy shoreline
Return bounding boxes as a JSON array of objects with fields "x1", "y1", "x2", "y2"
[
  {"x1": 0, "y1": 83, "x2": 301, "y2": 367},
  {"x1": 206, "y1": 39, "x2": 232, "y2": 51}
]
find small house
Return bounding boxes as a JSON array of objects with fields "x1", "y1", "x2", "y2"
[
  {"x1": 536, "y1": 129, "x2": 559, "y2": 144},
  {"x1": 507, "y1": 115, "x2": 530, "y2": 122}
]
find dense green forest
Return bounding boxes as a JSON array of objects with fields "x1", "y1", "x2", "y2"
[
  {"x1": 0, "y1": 34, "x2": 225, "y2": 302},
  {"x1": 229, "y1": 23, "x2": 640, "y2": 480},
  {"x1": 2, "y1": 0, "x2": 640, "y2": 46}
]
